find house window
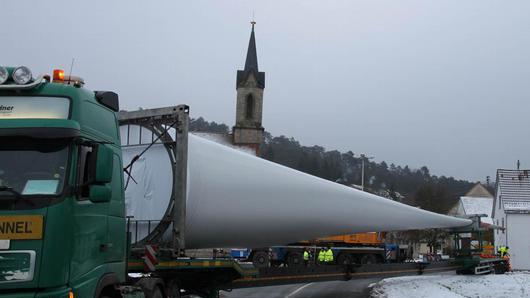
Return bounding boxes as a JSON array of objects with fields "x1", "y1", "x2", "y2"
[
  {"x1": 502, "y1": 217, "x2": 505, "y2": 234},
  {"x1": 245, "y1": 94, "x2": 254, "y2": 120}
]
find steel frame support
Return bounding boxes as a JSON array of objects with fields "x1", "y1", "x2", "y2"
[{"x1": 118, "y1": 105, "x2": 190, "y2": 254}]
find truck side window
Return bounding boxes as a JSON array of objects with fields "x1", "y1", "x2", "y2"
[{"x1": 77, "y1": 145, "x2": 96, "y2": 199}]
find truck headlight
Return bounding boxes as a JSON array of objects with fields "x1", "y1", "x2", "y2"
[
  {"x1": 0, "y1": 67, "x2": 8, "y2": 84},
  {"x1": 12, "y1": 66, "x2": 33, "y2": 85}
]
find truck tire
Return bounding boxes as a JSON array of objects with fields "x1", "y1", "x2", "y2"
[
  {"x1": 360, "y1": 254, "x2": 377, "y2": 264},
  {"x1": 336, "y1": 253, "x2": 354, "y2": 265},
  {"x1": 146, "y1": 286, "x2": 164, "y2": 298},
  {"x1": 252, "y1": 251, "x2": 270, "y2": 267},
  {"x1": 287, "y1": 252, "x2": 303, "y2": 267},
  {"x1": 166, "y1": 279, "x2": 181, "y2": 298}
]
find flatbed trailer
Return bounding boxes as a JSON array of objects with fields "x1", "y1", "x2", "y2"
[
  {"x1": 226, "y1": 261, "x2": 459, "y2": 289},
  {"x1": 126, "y1": 254, "x2": 459, "y2": 296}
]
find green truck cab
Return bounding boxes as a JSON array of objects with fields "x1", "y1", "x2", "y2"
[{"x1": 0, "y1": 66, "x2": 126, "y2": 297}]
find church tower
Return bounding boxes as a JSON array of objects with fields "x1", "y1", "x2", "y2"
[{"x1": 233, "y1": 21, "x2": 265, "y2": 154}]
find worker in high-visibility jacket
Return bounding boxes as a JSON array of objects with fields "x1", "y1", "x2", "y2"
[
  {"x1": 303, "y1": 249, "x2": 310, "y2": 266},
  {"x1": 499, "y1": 246, "x2": 509, "y2": 258},
  {"x1": 318, "y1": 249, "x2": 326, "y2": 265},
  {"x1": 324, "y1": 247, "x2": 334, "y2": 264},
  {"x1": 502, "y1": 246, "x2": 510, "y2": 258}
]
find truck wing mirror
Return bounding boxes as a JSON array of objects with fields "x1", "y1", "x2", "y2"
[
  {"x1": 89, "y1": 185, "x2": 111, "y2": 203},
  {"x1": 95, "y1": 145, "x2": 113, "y2": 183},
  {"x1": 95, "y1": 91, "x2": 119, "y2": 112}
]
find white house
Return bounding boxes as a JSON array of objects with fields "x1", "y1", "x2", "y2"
[
  {"x1": 493, "y1": 169, "x2": 530, "y2": 270},
  {"x1": 454, "y1": 183, "x2": 494, "y2": 225}
]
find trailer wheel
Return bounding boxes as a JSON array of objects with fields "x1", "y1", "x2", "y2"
[
  {"x1": 337, "y1": 253, "x2": 354, "y2": 265},
  {"x1": 360, "y1": 254, "x2": 377, "y2": 264},
  {"x1": 137, "y1": 278, "x2": 165, "y2": 298},
  {"x1": 166, "y1": 279, "x2": 181, "y2": 298},
  {"x1": 252, "y1": 251, "x2": 270, "y2": 267},
  {"x1": 147, "y1": 286, "x2": 164, "y2": 298},
  {"x1": 287, "y1": 252, "x2": 303, "y2": 267}
]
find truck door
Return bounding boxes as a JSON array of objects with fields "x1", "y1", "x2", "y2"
[{"x1": 70, "y1": 143, "x2": 110, "y2": 281}]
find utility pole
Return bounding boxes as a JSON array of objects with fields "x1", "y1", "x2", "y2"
[{"x1": 360, "y1": 154, "x2": 374, "y2": 191}]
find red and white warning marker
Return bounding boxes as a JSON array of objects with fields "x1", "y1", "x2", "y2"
[{"x1": 143, "y1": 245, "x2": 158, "y2": 272}]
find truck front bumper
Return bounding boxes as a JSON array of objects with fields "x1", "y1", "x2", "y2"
[{"x1": 0, "y1": 286, "x2": 71, "y2": 298}]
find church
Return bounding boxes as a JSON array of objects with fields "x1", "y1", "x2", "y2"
[{"x1": 193, "y1": 22, "x2": 265, "y2": 156}]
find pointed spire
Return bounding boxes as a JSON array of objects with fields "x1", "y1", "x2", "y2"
[{"x1": 244, "y1": 21, "x2": 259, "y2": 72}]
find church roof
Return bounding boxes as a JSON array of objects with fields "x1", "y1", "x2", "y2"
[
  {"x1": 237, "y1": 23, "x2": 265, "y2": 88},
  {"x1": 244, "y1": 23, "x2": 259, "y2": 72}
]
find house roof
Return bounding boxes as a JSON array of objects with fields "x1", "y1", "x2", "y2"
[
  {"x1": 459, "y1": 196, "x2": 494, "y2": 224},
  {"x1": 496, "y1": 169, "x2": 530, "y2": 213},
  {"x1": 465, "y1": 183, "x2": 493, "y2": 198}
]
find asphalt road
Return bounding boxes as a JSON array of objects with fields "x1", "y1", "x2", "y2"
[{"x1": 219, "y1": 277, "x2": 382, "y2": 298}]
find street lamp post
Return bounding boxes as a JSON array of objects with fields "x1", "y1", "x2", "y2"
[{"x1": 360, "y1": 154, "x2": 374, "y2": 191}]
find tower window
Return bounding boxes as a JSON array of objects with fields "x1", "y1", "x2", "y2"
[{"x1": 245, "y1": 94, "x2": 254, "y2": 119}]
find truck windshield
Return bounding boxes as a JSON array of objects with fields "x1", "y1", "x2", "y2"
[{"x1": 0, "y1": 138, "x2": 69, "y2": 197}]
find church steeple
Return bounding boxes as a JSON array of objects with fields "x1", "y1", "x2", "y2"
[
  {"x1": 236, "y1": 22, "x2": 265, "y2": 89},
  {"x1": 233, "y1": 21, "x2": 265, "y2": 154},
  {"x1": 244, "y1": 21, "x2": 259, "y2": 72}
]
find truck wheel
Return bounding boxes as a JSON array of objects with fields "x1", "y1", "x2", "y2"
[
  {"x1": 252, "y1": 251, "x2": 270, "y2": 267},
  {"x1": 360, "y1": 254, "x2": 377, "y2": 264},
  {"x1": 337, "y1": 253, "x2": 354, "y2": 265},
  {"x1": 287, "y1": 252, "x2": 303, "y2": 267}
]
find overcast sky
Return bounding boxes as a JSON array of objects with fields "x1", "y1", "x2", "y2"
[{"x1": 4, "y1": 1, "x2": 530, "y2": 182}]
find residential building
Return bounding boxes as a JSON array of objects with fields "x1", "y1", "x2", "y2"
[{"x1": 493, "y1": 169, "x2": 530, "y2": 270}]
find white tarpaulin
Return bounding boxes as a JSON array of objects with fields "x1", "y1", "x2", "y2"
[{"x1": 122, "y1": 126, "x2": 471, "y2": 248}]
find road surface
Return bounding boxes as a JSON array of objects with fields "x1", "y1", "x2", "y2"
[
  {"x1": 220, "y1": 277, "x2": 382, "y2": 298},
  {"x1": 219, "y1": 270, "x2": 456, "y2": 298}
]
